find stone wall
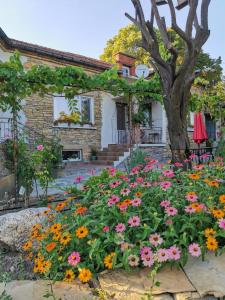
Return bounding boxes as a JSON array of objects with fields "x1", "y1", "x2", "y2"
[
  {"x1": 21, "y1": 57, "x2": 103, "y2": 162},
  {"x1": 140, "y1": 145, "x2": 171, "y2": 162}
]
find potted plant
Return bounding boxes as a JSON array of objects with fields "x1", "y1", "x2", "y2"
[{"x1": 90, "y1": 147, "x2": 97, "y2": 161}]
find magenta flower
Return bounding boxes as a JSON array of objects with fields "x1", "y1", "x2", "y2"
[
  {"x1": 189, "y1": 154, "x2": 197, "y2": 159},
  {"x1": 188, "y1": 243, "x2": 201, "y2": 257},
  {"x1": 129, "y1": 182, "x2": 137, "y2": 188},
  {"x1": 131, "y1": 198, "x2": 142, "y2": 207},
  {"x1": 103, "y1": 226, "x2": 110, "y2": 232},
  {"x1": 108, "y1": 167, "x2": 117, "y2": 176},
  {"x1": 156, "y1": 248, "x2": 170, "y2": 262},
  {"x1": 136, "y1": 177, "x2": 144, "y2": 183},
  {"x1": 160, "y1": 181, "x2": 172, "y2": 190},
  {"x1": 119, "y1": 204, "x2": 128, "y2": 212},
  {"x1": 140, "y1": 246, "x2": 153, "y2": 259},
  {"x1": 115, "y1": 223, "x2": 126, "y2": 233},
  {"x1": 68, "y1": 251, "x2": 80, "y2": 266},
  {"x1": 160, "y1": 200, "x2": 171, "y2": 208},
  {"x1": 75, "y1": 175, "x2": 84, "y2": 183},
  {"x1": 184, "y1": 206, "x2": 196, "y2": 214},
  {"x1": 185, "y1": 194, "x2": 198, "y2": 202},
  {"x1": 165, "y1": 207, "x2": 178, "y2": 216},
  {"x1": 168, "y1": 246, "x2": 181, "y2": 261},
  {"x1": 142, "y1": 254, "x2": 154, "y2": 267},
  {"x1": 37, "y1": 144, "x2": 44, "y2": 151},
  {"x1": 128, "y1": 216, "x2": 140, "y2": 227},
  {"x1": 120, "y1": 188, "x2": 131, "y2": 196},
  {"x1": 162, "y1": 170, "x2": 175, "y2": 178},
  {"x1": 174, "y1": 162, "x2": 183, "y2": 167},
  {"x1": 149, "y1": 233, "x2": 163, "y2": 247},
  {"x1": 218, "y1": 219, "x2": 225, "y2": 230},
  {"x1": 143, "y1": 165, "x2": 153, "y2": 172},
  {"x1": 107, "y1": 195, "x2": 120, "y2": 206}
]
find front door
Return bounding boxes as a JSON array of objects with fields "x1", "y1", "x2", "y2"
[
  {"x1": 205, "y1": 113, "x2": 216, "y2": 143},
  {"x1": 116, "y1": 103, "x2": 127, "y2": 144}
]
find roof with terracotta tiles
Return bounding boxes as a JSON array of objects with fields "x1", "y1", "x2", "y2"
[{"x1": 0, "y1": 27, "x2": 113, "y2": 71}]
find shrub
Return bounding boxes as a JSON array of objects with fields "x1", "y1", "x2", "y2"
[{"x1": 24, "y1": 158, "x2": 225, "y2": 283}]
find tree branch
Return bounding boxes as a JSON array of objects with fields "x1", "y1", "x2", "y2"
[
  {"x1": 201, "y1": 0, "x2": 211, "y2": 30},
  {"x1": 186, "y1": 0, "x2": 199, "y2": 38}
]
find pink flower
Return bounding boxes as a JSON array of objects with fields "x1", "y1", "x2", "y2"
[
  {"x1": 174, "y1": 162, "x2": 183, "y2": 167},
  {"x1": 162, "y1": 170, "x2": 175, "y2": 178},
  {"x1": 119, "y1": 204, "x2": 128, "y2": 212},
  {"x1": 160, "y1": 200, "x2": 171, "y2": 208},
  {"x1": 200, "y1": 153, "x2": 210, "y2": 159},
  {"x1": 193, "y1": 165, "x2": 204, "y2": 170},
  {"x1": 218, "y1": 219, "x2": 225, "y2": 230},
  {"x1": 109, "y1": 181, "x2": 122, "y2": 188},
  {"x1": 128, "y1": 216, "x2": 140, "y2": 227},
  {"x1": 99, "y1": 184, "x2": 105, "y2": 189},
  {"x1": 103, "y1": 226, "x2": 110, "y2": 232},
  {"x1": 188, "y1": 243, "x2": 201, "y2": 257},
  {"x1": 120, "y1": 188, "x2": 131, "y2": 196},
  {"x1": 136, "y1": 177, "x2": 144, "y2": 183},
  {"x1": 68, "y1": 251, "x2": 80, "y2": 266},
  {"x1": 37, "y1": 144, "x2": 44, "y2": 151},
  {"x1": 140, "y1": 246, "x2": 153, "y2": 259},
  {"x1": 75, "y1": 175, "x2": 84, "y2": 183},
  {"x1": 141, "y1": 182, "x2": 151, "y2": 187},
  {"x1": 185, "y1": 194, "x2": 198, "y2": 202},
  {"x1": 119, "y1": 175, "x2": 129, "y2": 182},
  {"x1": 165, "y1": 219, "x2": 173, "y2": 226},
  {"x1": 143, "y1": 165, "x2": 153, "y2": 172},
  {"x1": 131, "y1": 198, "x2": 142, "y2": 207},
  {"x1": 160, "y1": 181, "x2": 172, "y2": 190},
  {"x1": 142, "y1": 255, "x2": 154, "y2": 267},
  {"x1": 168, "y1": 246, "x2": 181, "y2": 261},
  {"x1": 184, "y1": 206, "x2": 196, "y2": 214},
  {"x1": 129, "y1": 182, "x2": 137, "y2": 188},
  {"x1": 149, "y1": 233, "x2": 163, "y2": 247},
  {"x1": 107, "y1": 195, "x2": 120, "y2": 206},
  {"x1": 165, "y1": 207, "x2": 178, "y2": 216},
  {"x1": 108, "y1": 167, "x2": 117, "y2": 176},
  {"x1": 115, "y1": 223, "x2": 126, "y2": 233},
  {"x1": 156, "y1": 248, "x2": 170, "y2": 262},
  {"x1": 189, "y1": 154, "x2": 197, "y2": 159}
]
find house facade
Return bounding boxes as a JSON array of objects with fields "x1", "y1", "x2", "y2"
[{"x1": 0, "y1": 27, "x2": 220, "y2": 168}]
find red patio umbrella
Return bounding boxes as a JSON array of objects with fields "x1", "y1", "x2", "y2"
[{"x1": 193, "y1": 112, "x2": 208, "y2": 162}]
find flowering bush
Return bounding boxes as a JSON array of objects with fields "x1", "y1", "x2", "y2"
[{"x1": 23, "y1": 157, "x2": 225, "y2": 284}]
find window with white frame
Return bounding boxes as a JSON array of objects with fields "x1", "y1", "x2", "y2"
[
  {"x1": 53, "y1": 95, "x2": 94, "y2": 126},
  {"x1": 122, "y1": 66, "x2": 130, "y2": 77}
]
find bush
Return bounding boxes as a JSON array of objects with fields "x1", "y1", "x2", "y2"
[{"x1": 24, "y1": 158, "x2": 225, "y2": 283}]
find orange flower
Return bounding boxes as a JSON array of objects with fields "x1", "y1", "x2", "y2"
[
  {"x1": 104, "y1": 252, "x2": 116, "y2": 269},
  {"x1": 23, "y1": 241, "x2": 32, "y2": 251},
  {"x1": 78, "y1": 268, "x2": 92, "y2": 283},
  {"x1": 219, "y1": 195, "x2": 225, "y2": 204},
  {"x1": 75, "y1": 206, "x2": 88, "y2": 215},
  {"x1": 123, "y1": 199, "x2": 131, "y2": 205},
  {"x1": 55, "y1": 202, "x2": 66, "y2": 211},
  {"x1": 212, "y1": 209, "x2": 224, "y2": 219},
  {"x1": 190, "y1": 202, "x2": 202, "y2": 213},
  {"x1": 31, "y1": 223, "x2": 41, "y2": 231},
  {"x1": 206, "y1": 237, "x2": 218, "y2": 251},
  {"x1": 50, "y1": 223, "x2": 62, "y2": 233},
  {"x1": 188, "y1": 174, "x2": 200, "y2": 180},
  {"x1": 186, "y1": 191, "x2": 196, "y2": 196},
  {"x1": 45, "y1": 242, "x2": 56, "y2": 252},
  {"x1": 31, "y1": 230, "x2": 39, "y2": 239},
  {"x1": 207, "y1": 181, "x2": 219, "y2": 188},
  {"x1": 135, "y1": 192, "x2": 142, "y2": 197},
  {"x1": 76, "y1": 226, "x2": 89, "y2": 238},
  {"x1": 204, "y1": 228, "x2": 216, "y2": 238},
  {"x1": 43, "y1": 209, "x2": 51, "y2": 215}
]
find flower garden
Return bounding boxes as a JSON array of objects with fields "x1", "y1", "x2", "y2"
[{"x1": 23, "y1": 156, "x2": 225, "y2": 285}]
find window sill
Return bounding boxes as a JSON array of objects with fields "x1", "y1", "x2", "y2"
[{"x1": 53, "y1": 124, "x2": 96, "y2": 130}]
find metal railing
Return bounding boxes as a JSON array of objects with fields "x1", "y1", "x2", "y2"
[
  {"x1": 189, "y1": 147, "x2": 216, "y2": 164},
  {"x1": 140, "y1": 126, "x2": 163, "y2": 144},
  {"x1": 0, "y1": 118, "x2": 12, "y2": 142},
  {"x1": 117, "y1": 130, "x2": 130, "y2": 144}
]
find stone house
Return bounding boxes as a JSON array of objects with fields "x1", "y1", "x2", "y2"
[{"x1": 0, "y1": 27, "x2": 221, "y2": 168}]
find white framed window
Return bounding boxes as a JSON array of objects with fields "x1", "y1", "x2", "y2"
[
  {"x1": 122, "y1": 66, "x2": 130, "y2": 77},
  {"x1": 62, "y1": 150, "x2": 82, "y2": 162},
  {"x1": 53, "y1": 95, "x2": 94, "y2": 126}
]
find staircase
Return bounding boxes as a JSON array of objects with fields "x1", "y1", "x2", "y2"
[{"x1": 95, "y1": 144, "x2": 130, "y2": 166}]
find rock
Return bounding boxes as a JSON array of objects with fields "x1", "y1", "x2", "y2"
[
  {"x1": 183, "y1": 253, "x2": 225, "y2": 298},
  {"x1": 0, "y1": 282, "x2": 5, "y2": 297},
  {"x1": 174, "y1": 293, "x2": 218, "y2": 300},
  {"x1": 0, "y1": 207, "x2": 50, "y2": 251},
  {"x1": 153, "y1": 294, "x2": 174, "y2": 300},
  {"x1": 98, "y1": 267, "x2": 195, "y2": 300},
  {"x1": 4, "y1": 280, "x2": 94, "y2": 300}
]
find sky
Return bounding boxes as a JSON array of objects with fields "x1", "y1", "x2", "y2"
[{"x1": 0, "y1": 0, "x2": 224, "y2": 69}]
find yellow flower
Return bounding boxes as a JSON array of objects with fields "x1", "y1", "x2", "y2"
[
  {"x1": 78, "y1": 268, "x2": 92, "y2": 283},
  {"x1": 188, "y1": 174, "x2": 200, "y2": 180},
  {"x1": 206, "y1": 237, "x2": 218, "y2": 251},
  {"x1": 104, "y1": 253, "x2": 116, "y2": 269},
  {"x1": 204, "y1": 228, "x2": 216, "y2": 238},
  {"x1": 23, "y1": 241, "x2": 32, "y2": 251},
  {"x1": 50, "y1": 223, "x2": 62, "y2": 233},
  {"x1": 64, "y1": 270, "x2": 75, "y2": 282},
  {"x1": 219, "y1": 195, "x2": 225, "y2": 204},
  {"x1": 60, "y1": 232, "x2": 72, "y2": 245},
  {"x1": 76, "y1": 226, "x2": 89, "y2": 239},
  {"x1": 207, "y1": 181, "x2": 219, "y2": 188},
  {"x1": 53, "y1": 231, "x2": 61, "y2": 241},
  {"x1": 31, "y1": 223, "x2": 41, "y2": 231}
]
